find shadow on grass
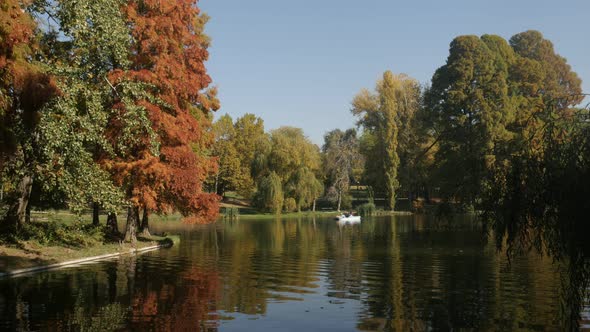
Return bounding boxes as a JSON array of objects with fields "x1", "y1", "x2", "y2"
[
  {"x1": 0, "y1": 221, "x2": 120, "y2": 273},
  {"x1": 0, "y1": 251, "x2": 57, "y2": 273}
]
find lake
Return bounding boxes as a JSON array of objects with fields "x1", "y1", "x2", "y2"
[{"x1": 0, "y1": 215, "x2": 581, "y2": 331}]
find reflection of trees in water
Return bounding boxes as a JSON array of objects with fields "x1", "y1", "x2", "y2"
[
  {"x1": 0, "y1": 216, "x2": 575, "y2": 330},
  {"x1": 66, "y1": 295, "x2": 126, "y2": 332},
  {"x1": 481, "y1": 99, "x2": 590, "y2": 330},
  {"x1": 130, "y1": 266, "x2": 220, "y2": 331},
  {"x1": 350, "y1": 216, "x2": 563, "y2": 331},
  {"x1": 0, "y1": 262, "x2": 132, "y2": 331},
  {"x1": 210, "y1": 218, "x2": 328, "y2": 314},
  {"x1": 484, "y1": 175, "x2": 590, "y2": 328},
  {"x1": 208, "y1": 216, "x2": 565, "y2": 330},
  {"x1": 325, "y1": 221, "x2": 364, "y2": 300},
  {"x1": 0, "y1": 254, "x2": 221, "y2": 331}
]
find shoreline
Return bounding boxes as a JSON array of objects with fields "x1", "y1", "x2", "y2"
[
  {"x1": 0, "y1": 242, "x2": 169, "y2": 279},
  {"x1": 0, "y1": 236, "x2": 177, "y2": 279},
  {"x1": 222, "y1": 210, "x2": 415, "y2": 219}
]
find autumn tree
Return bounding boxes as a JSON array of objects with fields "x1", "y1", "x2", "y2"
[
  {"x1": 352, "y1": 71, "x2": 420, "y2": 211},
  {"x1": 0, "y1": 0, "x2": 58, "y2": 229},
  {"x1": 106, "y1": 0, "x2": 220, "y2": 242},
  {"x1": 479, "y1": 31, "x2": 585, "y2": 327}
]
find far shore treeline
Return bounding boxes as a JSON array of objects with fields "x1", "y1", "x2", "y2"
[
  {"x1": 1, "y1": 0, "x2": 589, "y2": 262},
  {"x1": 211, "y1": 32, "x2": 588, "y2": 220}
]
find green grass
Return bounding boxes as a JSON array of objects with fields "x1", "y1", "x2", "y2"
[
  {"x1": 0, "y1": 235, "x2": 169, "y2": 273},
  {"x1": 233, "y1": 210, "x2": 339, "y2": 219},
  {"x1": 0, "y1": 211, "x2": 179, "y2": 273}
]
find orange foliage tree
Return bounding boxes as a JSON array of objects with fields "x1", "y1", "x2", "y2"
[
  {"x1": 105, "y1": 0, "x2": 220, "y2": 242},
  {"x1": 0, "y1": 0, "x2": 58, "y2": 229}
]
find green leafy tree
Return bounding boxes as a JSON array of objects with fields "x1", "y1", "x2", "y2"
[
  {"x1": 31, "y1": 0, "x2": 135, "y2": 217},
  {"x1": 1, "y1": 0, "x2": 58, "y2": 229},
  {"x1": 233, "y1": 114, "x2": 266, "y2": 198},
  {"x1": 255, "y1": 171, "x2": 283, "y2": 214},
  {"x1": 253, "y1": 127, "x2": 322, "y2": 212},
  {"x1": 322, "y1": 129, "x2": 361, "y2": 211},
  {"x1": 352, "y1": 71, "x2": 420, "y2": 210},
  {"x1": 285, "y1": 167, "x2": 324, "y2": 212},
  {"x1": 210, "y1": 114, "x2": 242, "y2": 196},
  {"x1": 424, "y1": 35, "x2": 514, "y2": 205}
]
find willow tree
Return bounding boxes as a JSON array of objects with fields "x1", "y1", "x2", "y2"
[
  {"x1": 253, "y1": 127, "x2": 322, "y2": 213},
  {"x1": 352, "y1": 71, "x2": 420, "y2": 210},
  {"x1": 256, "y1": 171, "x2": 283, "y2": 214},
  {"x1": 286, "y1": 167, "x2": 324, "y2": 212},
  {"x1": 483, "y1": 31, "x2": 585, "y2": 328}
]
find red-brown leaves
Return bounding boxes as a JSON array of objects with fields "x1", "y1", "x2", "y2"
[
  {"x1": 130, "y1": 267, "x2": 220, "y2": 330},
  {"x1": 107, "y1": 0, "x2": 219, "y2": 223},
  {"x1": 18, "y1": 72, "x2": 60, "y2": 128},
  {"x1": 0, "y1": 0, "x2": 59, "y2": 165},
  {"x1": 1, "y1": 0, "x2": 36, "y2": 111}
]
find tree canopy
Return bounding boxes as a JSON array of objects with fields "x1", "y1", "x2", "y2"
[{"x1": 352, "y1": 71, "x2": 420, "y2": 210}]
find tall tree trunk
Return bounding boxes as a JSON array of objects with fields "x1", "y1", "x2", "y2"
[
  {"x1": 312, "y1": 199, "x2": 316, "y2": 212},
  {"x1": 25, "y1": 203, "x2": 31, "y2": 224},
  {"x1": 139, "y1": 208, "x2": 150, "y2": 237},
  {"x1": 92, "y1": 202, "x2": 100, "y2": 227},
  {"x1": 124, "y1": 206, "x2": 138, "y2": 244},
  {"x1": 107, "y1": 212, "x2": 119, "y2": 238},
  {"x1": 337, "y1": 190, "x2": 342, "y2": 212},
  {"x1": 214, "y1": 173, "x2": 219, "y2": 195},
  {"x1": 5, "y1": 174, "x2": 34, "y2": 230}
]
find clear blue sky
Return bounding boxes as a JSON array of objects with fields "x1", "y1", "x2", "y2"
[{"x1": 200, "y1": 0, "x2": 589, "y2": 145}]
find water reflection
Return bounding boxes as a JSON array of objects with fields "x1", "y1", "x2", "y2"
[{"x1": 0, "y1": 216, "x2": 573, "y2": 330}]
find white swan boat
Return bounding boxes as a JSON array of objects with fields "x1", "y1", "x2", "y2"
[{"x1": 335, "y1": 214, "x2": 361, "y2": 222}]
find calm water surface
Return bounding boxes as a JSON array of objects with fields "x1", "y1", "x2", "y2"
[{"x1": 0, "y1": 215, "x2": 574, "y2": 331}]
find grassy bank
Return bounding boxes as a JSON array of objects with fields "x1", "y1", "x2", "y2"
[
  {"x1": 219, "y1": 207, "x2": 415, "y2": 220},
  {"x1": 0, "y1": 214, "x2": 177, "y2": 274}
]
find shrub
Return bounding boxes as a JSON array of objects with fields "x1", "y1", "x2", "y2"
[
  {"x1": 341, "y1": 193, "x2": 353, "y2": 210},
  {"x1": 358, "y1": 202, "x2": 376, "y2": 217},
  {"x1": 16, "y1": 221, "x2": 105, "y2": 248}
]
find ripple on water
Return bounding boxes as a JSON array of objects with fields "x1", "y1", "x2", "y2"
[{"x1": 0, "y1": 216, "x2": 571, "y2": 331}]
